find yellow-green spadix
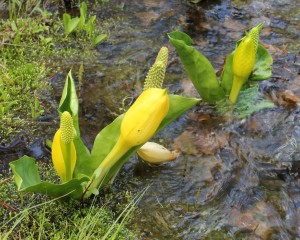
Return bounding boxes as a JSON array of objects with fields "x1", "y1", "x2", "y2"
[
  {"x1": 84, "y1": 88, "x2": 169, "y2": 197},
  {"x1": 52, "y1": 111, "x2": 76, "y2": 182},
  {"x1": 137, "y1": 142, "x2": 179, "y2": 164},
  {"x1": 229, "y1": 22, "x2": 263, "y2": 103}
]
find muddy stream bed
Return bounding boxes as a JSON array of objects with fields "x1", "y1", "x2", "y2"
[{"x1": 1, "y1": 0, "x2": 300, "y2": 239}]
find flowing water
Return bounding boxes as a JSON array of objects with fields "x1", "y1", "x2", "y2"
[{"x1": 1, "y1": 0, "x2": 300, "y2": 239}]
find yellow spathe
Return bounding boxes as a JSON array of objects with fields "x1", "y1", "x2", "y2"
[
  {"x1": 229, "y1": 23, "x2": 262, "y2": 103},
  {"x1": 121, "y1": 88, "x2": 169, "y2": 146},
  {"x1": 51, "y1": 112, "x2": 76, "y2": 182}
]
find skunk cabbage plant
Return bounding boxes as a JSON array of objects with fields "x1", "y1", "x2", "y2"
[
  {"x1": 9, "y1": 47, "x2": 200, "y2": 200},
  {"x1": 168, "y1": 22, "x2": 273, "y2": 104}
]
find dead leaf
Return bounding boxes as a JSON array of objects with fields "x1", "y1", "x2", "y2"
[
  {"x1": 173, "y1": 130, "x2": 228, "y2": 155},
  {"x1": 196, "y1": 130, "x2": 228, "y2": 155},
  {"x1": 173, "y1": 131, "x2": 199, "y2": 155},
  {"x1": 276, "y1": 90, "x2": 300, "y2": 107}
]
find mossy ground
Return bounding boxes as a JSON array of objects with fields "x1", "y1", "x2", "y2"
[
  {"x1": 0, "y1": 2, "x2": 135, "y2": 239},
  {"x1": 0, "y1": 162, "x2": 136, "y2": 239},
  {"x1": 0, "y1": 1, "x2": 107, "y2": 144}
]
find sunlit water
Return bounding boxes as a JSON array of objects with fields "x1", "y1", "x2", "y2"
[{"x1": 1, "y1": 0, "x2": 299, "y2": 239}]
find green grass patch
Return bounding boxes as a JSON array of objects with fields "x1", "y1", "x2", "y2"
[{"x1": 0, "y1": 162, "x2": 138, "y2": 239}]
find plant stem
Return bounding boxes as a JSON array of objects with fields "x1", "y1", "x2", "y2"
[
  {"x1": 229, "y1": 76, "x2": 244, "y2": 104},
  {"x1": 83, "y1": 137, "x2": 130, "y2": 199}
]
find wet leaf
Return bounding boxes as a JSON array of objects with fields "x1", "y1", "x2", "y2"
[
  {"x1": 233, "y1": 85, "x2": 274, "y2": 118},
  {"x1": 168, "y1": 31, "x2": 225, "y2": 103},
  {"x1": 9, "y1": 156, "x2": 88, "y2": 199},
  {"x1": 217, "y1": 85, "x2": 274, "y2": 118}
]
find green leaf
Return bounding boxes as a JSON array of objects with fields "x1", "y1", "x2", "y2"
[
  {"x1": 58, "y1": 71, "x2": 79, "y2": 133},
  {"x1": 90, "y1": 94, "x2": 200, "y2": 187},
  {"x1": 58, "y1": 71, "x2": 91, "y2": 179},
  {"x1": 250, "y1": 45, "x2": 273, "y2": 81},
  {"x1": 93, "y1": 34, "x2": 107, "y2": 46},
  {"x1": 234, "y1": 85, "x2": 274, "y2": 118},
  {"x1": 85, "y1": 15, "x2": 96, "y2": 37},
  {"x1": 78, "y1": 2, "x2": 87, "y2": 29},
  {"x1": 63, "y1": 13, "x2": 80, "y2": 36},
  {"x1": 9, "y1": 156, "x2": 41, "y2": 190},
  {"x1": 9, "y1": 156, "x2": 89, "y2": 199},
  {"x1": 220, "y1": 52, "x2": 234, "y2": 95},
  {"x1": 168, "y1": 31, "x2": 225, "y2": 103},
  {"x1": 217, "y1": 85, "x2": 274, "y2": 118}
]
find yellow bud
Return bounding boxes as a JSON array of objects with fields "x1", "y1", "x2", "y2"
[
  {"x1": 60, "y1": 111, "x2": 74, "y2": 143},
  {"x1": 137, "y1": 142, "x2": 179, "y2": 164},
  {"x1": 121, "y1": 88, "x2": 169, "y2": 146},
  {"x1": 232, "y1": 35, "x2": 257, "y2": 81},
  {"x1": 229, "y1": 23, "x2": 263, "y2": 104},
  {"x1": 144, "y1": 47, "x2": 168, "y2": 90}
]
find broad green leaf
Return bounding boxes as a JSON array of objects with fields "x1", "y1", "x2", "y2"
[
  {"x1": 220, "y1": 52, "x2": 234, "y2": 95},
  {"x1": 63, "y1": 14, "x2": 80, "y2": 36},
  {"x1": 63, "y1": 13, "x2": 71, "y2": 35},
  {"x1": 250, "y1": 45, "x2": 273, "y2": 81},
  {"x1": 9, "y1": 156, "x2": 89, "y2": 199},
  {"x1": 9, "y1": 156, "x2": 41, "y2": 190},
  {"x1": 168, "y1": 31, "x2": 225, "y2": 103},
  {"x1": 90, "y1": 94, "x2": 200, "y2": 187},
  {"x1": 93, "y1": 34, "x2": 107, "y2": 46},
  {"x1": 58, "y1": 71, "x2": 79, "y2": 134}
]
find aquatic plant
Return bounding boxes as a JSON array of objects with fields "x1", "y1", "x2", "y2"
[
  {"x1": 168, "y1": 22, "x2": 272, "y2": 104},
  {"x1": 9, "y1": 47, "x2": 200, "y2": 200},
  {"x1": 229, "y1": 23, "x2": 263, "y2": 103}
]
